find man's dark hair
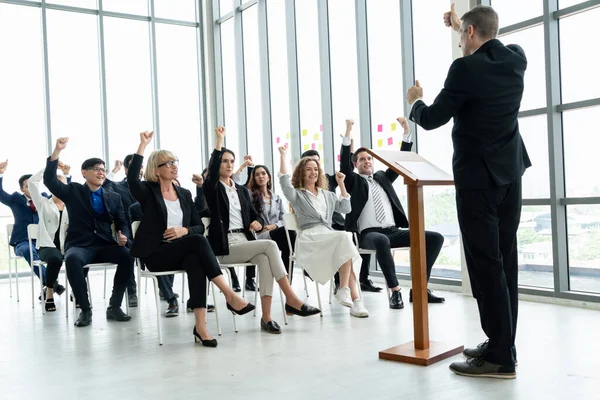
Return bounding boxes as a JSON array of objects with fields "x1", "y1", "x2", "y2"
[
  {"x1": 461, "y1": 5, "x2": 499, "y2": 39},
  {"x1": 19, "y1": 174, "x2": 32, "y2": 189},
  {"x1": 81, "y1": 158, "x2": 105, "y2": 171},
  {"x1": 352, "y1": 147, "x2": 370, "y2": 164},
  {"x1": 123, "y1": 154, "x2": 135, "y2": 170},
  {"x1": 301, "y1": 149, "x2": 320, "y2": 159}
]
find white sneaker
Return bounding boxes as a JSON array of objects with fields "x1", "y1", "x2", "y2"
[
  {"x1": 350, "y1": 299, "x2": 369, "y2": 318},
  {"x1": 334, "y1": 287, "x2": 353, "y2": 308}
]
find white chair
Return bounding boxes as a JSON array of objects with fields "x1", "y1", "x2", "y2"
[
  {"x1": 132, "y1": 221, "x2": 186, "y2": 345},
  {"x1": 282, "y1": 214, "x2": 323, "y2": 316},
  {"x1": 26, "y1": 224, "x2": 48, "y2": 314},
  {"x1": 6, "y1": 223, "x2": 25, "y2": 301}
]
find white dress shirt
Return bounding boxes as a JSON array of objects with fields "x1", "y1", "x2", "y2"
[
  {"x1": 357, "y1": 174, "x2": 396, "y2": 233},
  {"x1": 220, "y1": 180, "x2": 244, "y2": 230},
  {"x1": 164, "y1": 198, "x2": 183, "y2": 228}
]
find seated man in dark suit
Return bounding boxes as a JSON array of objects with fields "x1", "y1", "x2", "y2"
[
  {"x1": 44, "y1": 137, "x2": 134, "y2": 327},
  {"x1": 0, "y1": 160, "x2": 67, "y2": 296},
  {"x1": 104, "y1": 155, "x2": 140, "y2": 307},
  {"x1": 341, "y1": 118, "x2": 445, "y2": 309}
]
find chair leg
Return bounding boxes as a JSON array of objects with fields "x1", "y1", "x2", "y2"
[
  {"x1": 181, "y1": 273, "x2": 186, "y2": 306},
  {"x1": 31, "y1": 263, "x2": 35, "y2": 309},
  {"x1": 329, "y1": 276, "x2": 333, "y2": 305},
  {"x1": 103, "y1": 265, "x2": 107, "y2": 299},
  {"x1": 302, "y1": 267, "x2": 309, "y2": 298},
  {"x1": 86, "y1": 274, "x2": 93, "y2": 307},
  {"x1": 316, "y1": 283, "x2": 323, "y2": 317},
  {"x1": 152, "y1": 277, "x2": 163, "y2": 345},
  {"x1": 65, "y1": 276, "x2": 69, "y2": 319},
  {"x1": 253, "y1": 267, "x2": 259, "y2": 318},
  {"x1": 125, "y1": 287, "x2": 129, "y2": 315},
  {"x1": 241, "y1": 266, "x2": 245, "y2": 298},
  {"x1": 280, "y1": 288, "x2": 288, "y2": 325},
  {"x1": 137, "y1": 268, "x2": 142, "y2": 335},
  {"x1": 39, "y1": 264, "x2": 45, "y2": 316},
  {"x1": 145, "y1": 277, "x2": 148, "y2": 294},
  {"x1": 15, "y1": 259, "x2": 20, "y2": 303},
  {"x1": 8, "y1": 255, "x2": 12, "y2": 298},
  {"x1": 211, "y1": 281, "x2": 221, "y2": 336}
]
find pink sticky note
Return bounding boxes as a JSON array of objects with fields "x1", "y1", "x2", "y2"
[
  {"x1": 377, "y1": 124, "x2": 383, "y2": 132},
  {"x1": 320, "y1": 124, "x2": 323, "y2": 131},
  {"x1": 311, "y1": 143, "x2": 316, "y2": 150},
  {"x1": 276, "y1": 137, "x2": 280, "y2": 144},
  {"x1": 337, "y1": 154, "x2": 341, "y2": 162},
  {"x1": 387, "y1": 137, "x2": 393, "y2": 145}
]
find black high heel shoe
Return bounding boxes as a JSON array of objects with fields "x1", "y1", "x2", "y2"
[
  {"x1": 193, "y1": 326, "x2": 217, "y2": 347},
  {"x1": 226, "y1": 302, "x2": 255, "y2": 316}
]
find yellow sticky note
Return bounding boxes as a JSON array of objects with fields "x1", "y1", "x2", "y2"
[
  {"x1": 302, "y1": 129, "x2": 308, "y2": 136},
  {"x1": 314, "y1": 133, "x2": 319, "y2": 141},
  {"x1": 391, "y1": 122, "x2": 397, "y2": 131},
  {"x1": 318, "y1": 143, "x2": 323, "y2": 151},
  {"x1": 286, "y1": 132, "x2": 290, "y2": 139},
  {"x1": 303, "y1": 143, "x2": 309, "y2": 151},
  {"x1": 377, "y1": 139, "x2": 383, "y2": 148}
]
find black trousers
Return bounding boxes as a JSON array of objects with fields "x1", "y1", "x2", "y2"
[
  {"x1": 359, "y1": 227, "x2": 444, "y2": 289},
  {"x1": 64, "y1": 239, "x2": 133, "y2": 311},
  {"x1": 268, "y1": 227, "x2": 296, "y2": 277},
  {"x1": 143, "y1": 234, "x2": 222, "y2": 309},
  {"x1": 39, "y1": 247, "x2": 63, "y2": 288},
  {"x1": 456, "y1": 179, "x2": 521, "y2": 367}
]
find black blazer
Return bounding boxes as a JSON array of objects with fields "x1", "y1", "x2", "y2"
[
  {"x1": 43, "y1": 157, "x2": 129, "y2": 251},
  {"x1": 204, "y1": 149, "x2": 264, "y2": 256},
  {"x1": 194, "y1": 186, "x2": 211, "y2": 218},
  {"x1": 341, "y1": 142, "x2": 411, "y2": 233},
  {"x1": 410, "y1": 39, "x2": 531, "y2": 190},
  {"x1": 103, "y1": 177, "x2": 136, "y2": 231},
  {"x1": 126, "y1": 154, "x2": 205, "y2": 259}
]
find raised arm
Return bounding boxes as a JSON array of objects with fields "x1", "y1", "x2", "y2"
[
  {"x1": 204, "y1": 127, "x2": 225, "y2": 193},
  {"x1": 340, "y1": 119, "x2": 358, "y2": 190},
  {"x1": 28, "y1": 169, "x2": 46, "y2": 209},
  {"x1": 192, "y1": 174, "x2": 210, "y2": 217},
  {"x1": 128, "y1": 131, "x2": 153, "y2": 204},
  {"x1": 277, "y1": 145, "x2": 301, "y2": 205},
  {"x1": 44, "y1": 138, "x2": 72, "y2": 201},
  {"x1": 333, "y1": 171, "x2": 351, "y2": 214},
  {"x1": 0, "y1": 160, "x2": 14, "y2": 206}
]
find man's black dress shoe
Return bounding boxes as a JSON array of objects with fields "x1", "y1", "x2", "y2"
[
  {"x1": 165, "y1": 300, "x2": 179, "y2": 318},
  {"x1": 193, "y1": 326, "x2": 217, "y2": 347},
  {"x1": 245, "y1": 279, "x2": 256, "y2": 291},
  {"x1": 75, "y1": 309, "x2": 92, "y2": 327},
  {"x1": 409, "y1": 289, "x2": 445, "y2": 303},
  {"x1": 106, "y1": 306, "x2": 132, "y2": 321},
  {"x1": 285, "y1": 303, "x2": 321, "y2": 317},
  {"x1": 360, "y1": 279, "x2": 383, "y2": 292},
  {"x1": 463, "y1": 340, "x2": 518, "y2": 366},
  {"x1": 226, "y1": 302, "x2": 255, "y2": 315},
  {"x1": 389, "y1": 290, "x2": 404, "y2": 309},
  {"x1": 231, "y1": 274, "x2": 241, "y2": 292},
  {"x1": 261, "y1": 319, "x2": 282, "y2": 334},
  {"x1": 207, "y1": 304, "x2": 215, "y2": 313},
  {"x1": 128, "y1": 294, "x2": 138, "y2": 308},
  {"x1": 449, "y1": 357, "x2": 516, "y2": 379}
]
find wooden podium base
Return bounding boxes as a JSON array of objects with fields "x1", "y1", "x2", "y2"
[{"x1": 379, "y1": 341, "x2": 464, "y2": 366}]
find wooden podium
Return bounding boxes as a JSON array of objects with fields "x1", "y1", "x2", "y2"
[{"x1": 367, "y1": 149, "x2": 464, "y2": 366}]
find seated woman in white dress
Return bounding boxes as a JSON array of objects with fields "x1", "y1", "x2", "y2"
[{"x1": 278, "y1": 145, "x2": 368, "y2": 318}]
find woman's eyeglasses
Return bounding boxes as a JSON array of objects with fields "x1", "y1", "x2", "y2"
[{"x1": 158, "y1": 159, "x2": 179, "y2": 168}]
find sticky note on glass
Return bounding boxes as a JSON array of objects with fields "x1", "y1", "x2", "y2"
[
  {"x1": 314, "y1": 133, "x2": 319, "y2": 141},
  {"x1": 377, "y1": 124, "x2": 383, "y2": 132},
  {"x1": 318, "y1": 143, "x2": 323, "y2": 150},
  {"x1": 286, "y1": 132, "x2": 290, "y2": 139},
  {"x1": 377, "y1": 139, "x2": 383, "y2": 147},
  {"x1": 276, "y1": 137, "x2": 280, "y2": 144},
  {"x1": 391, "y1": 123, "x2": 397, "y2": 131},
  {"x1": 387, "y1": 137, "x2": 393, "y2": 145},
  {"x1": 320, "y1": 124, "x2": 323, "y2": 131},
  {"x1": 311, "y1": 143, "x2": 316, "y2": 150},
  {"x1": 303, "y1": 144, "x2": 309, "y2": 151},
  {"x1": 302, "y1": 129, "x2": 308, "y2": 136},
  {"x1": 337, "y1": 154, "x2": 341, "y2": 162}
]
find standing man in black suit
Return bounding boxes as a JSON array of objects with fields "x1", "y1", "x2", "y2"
[
  {"x1": 104, "y1": 155, "x2": 139, "y2": 307},
  {"x1": 341, "y1": 118, "x2": 445, "y2": 310},
  {"x1": 408, "y1": 4, "x2": 531, "y2": 378},
  {"x1": 44, "y1": 137, "x2": 134, "y2": 327}
]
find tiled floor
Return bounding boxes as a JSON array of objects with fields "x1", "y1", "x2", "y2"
[{"x1": 1, "y1": 271, "x2": 599, "y2": 400}]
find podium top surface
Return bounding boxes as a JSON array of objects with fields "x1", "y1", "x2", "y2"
[{"x1": 366, "y1": 149, "x2": 454, "y2": 186}]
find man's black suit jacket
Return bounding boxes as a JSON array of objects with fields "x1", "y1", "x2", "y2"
[
  {"x1": 340, "y1": 143, "x2": 411, "y2": 233},
  {"x1": 43, "y1": 157, "x2": 129, "y2": 251},
  {"x1": 410, "y1": 39, "x2": 531, "y2": 189},
  {"x1": 103, "y1": 176, "x2": 136, "y2": 232}
]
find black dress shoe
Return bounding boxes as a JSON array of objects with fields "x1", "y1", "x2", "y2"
[
  {"x1": 226, "y1": 302, "x2": 256, "y2": 316},
  {"x1": 207, "y1": 304, "x2": 215, "y2": 313},
  {"x1": 245, "y1": 279, "x2": 257, "y2": 291},
  {"x1": 231, "y1": 273, "x2": 242, "y2": 292},
  {"x1": 285, "y1": 303, "x2": 321, "y2": 317},
  {"x1": 128, "y1": 294, "x2": 138, "y2": 308},
  {"x1": 106, "y1": 306, "x2": 132, "y2": 322},
  {"x1": 261, "y1": 319, "x2": 282, "y2": 334},
  {"x1": 165, "y1": 300, "x2": 179, "y2": 318},
  {"x1": 53, "y1": 282, "x2": 66, "y2": 296},
  {"x1": 193, "y1": 326, "x2": 218, "y2": 347},
  {"x1": 409, "y1": 289, "x2": 445, "y2": 303},
  {"x1": 464, "y1": 340, "x2": 518, "y2": 366},
  {"x1": 360, "y1": 279, "x2": 383, "y2": 292},
  {"x1": 75, "y1": 308, "x2": 92, "y2": 327},
  {"x1": 389, "y1": 290, "x2": 404, "y2": 309},
  {"x1": 449, "y1": 357, "x2": 516, "y2": 379}
]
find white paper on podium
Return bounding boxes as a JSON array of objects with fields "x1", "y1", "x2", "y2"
[{"x1": 394, "y1": 161, "x2": 452, "y2": 181}]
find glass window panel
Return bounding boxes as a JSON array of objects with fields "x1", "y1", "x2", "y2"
[
  {"x1": 242, "y1": 5, "x2": 264, "y2": 165},
  {"x1": 0, "y1": 4, "x2": 46, "y2": 272},
  {"x1": 221, "y1": 20, "x2": 240, "y2": 163},
  {"x1": 500, "y1": 26, "x2": 546, "y2": 111},
  {"x1": 155, "y1": 24, "x2": 202, "y2": 190},
  {"x1": 367, "y1": 0, "x2": 403, "y2": 151},
  {"x1": 519, "y1": 115, "x2": 550, "y2": 199},
  {"x1": 104, "y1": 18, "x2": 153, "y2": 175},
  {"x1": 492, "y1": 0, "x2": 543, "y2": 27},
  {"x1": 47, "y1": 10, "x2": 103, "y2": 182},
  {"x1": 568, "y1": 205, "x2": 600, "y2": 293},
  {"x1": 220, "y1": 0, "x2": 234, "y2": 17},
  {"x1": 518, "y1": 206, "x2": 554, "y2": 289},
  {"x1": 47, "y1": 0, "x2": 97, "y2": 9},
  {"x1": 154, "y1": 0, "x2": 196, "y2": 22},
  {"x1": 563, "y1": 106, "x2": 600, "y2": 197},
  {"x1": 329, "y1": 0, "x2": 360, "y2": 164},
  {"x1": 559, "y1": 7, "x2": 600, "y2": 103},
  {"x1": 559, "y1": 0, "x2": 588, "y2": 9},
  {"x1": 267, "y1": 0, "x2": 292, "y2": 190},
  {"x1": 102, "y1": 0, "x2": 147, "y2": 15},
  {"x1": 295, "y1": 0, "x2": 323, "y2": 161}
]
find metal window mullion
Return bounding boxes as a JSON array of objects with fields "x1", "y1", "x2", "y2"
[
  {"x1": 285, "y1": 0, "x2": 301, "y2": 164},
  {"x1": 97, "y1": 0, "x2": 110, "y2": 163},
  {"x1": 195, "y1": 0, "x2": 208, "y2": 165},
  {"x1": 213, "y1": 0, "x2": 225, "y2": 128},
  {"x1": 355, "y1": 0, "x2": 371, "y2": 149},
  {"x1": 544, "y1": 0, "x2": 569, "y2": 292},
  {"x1": 0, "y1": 0, "x2": 40, "y2": 9},
  {"x1": 317, "y1": 0, "x2": 334, "y2": 174},
  {"x1": 40, "y1": 0, "x2": 53, "y2": 155},
  {"x1": 554, "y1": 0, "x2": 600, "y2": 19},
  {"x1": 400, "y1": 0, "x2": 416, "y2": 151},
  {"x1": 233, "y1": 0, "x2": 248, "y2": 160},
  {"x1": 258, "y1": 0, "x2": 273, "y2": 172},
  {"x1": 148, "y1": 0, "x2": 160, "y2": 148}
]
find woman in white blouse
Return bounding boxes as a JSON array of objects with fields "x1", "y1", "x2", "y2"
[{"x1": 278, "y1": 145, "x2": 368, "y2": 318}]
